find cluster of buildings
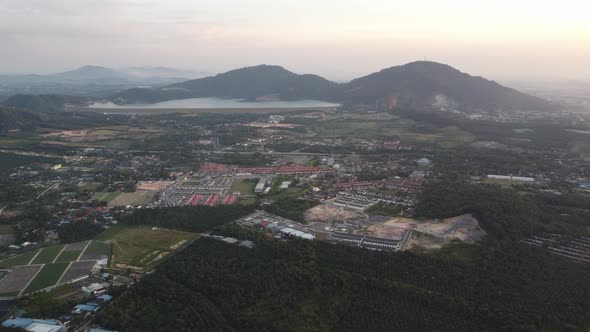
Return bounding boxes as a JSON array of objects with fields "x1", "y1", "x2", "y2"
[{"x1": 236, "y1": 211, "x2": 315, "y2": 240}]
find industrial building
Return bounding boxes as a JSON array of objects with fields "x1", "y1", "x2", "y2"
[{"x1": 487, "y1": 174, "x2": 535, "y2": 182}]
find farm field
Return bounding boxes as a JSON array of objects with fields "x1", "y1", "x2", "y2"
[
  {"x1": 30, "y1": 245, "x2": 65, "y2": 264},
  {"x1": 0, "y1": 240, "x2": 111, "y2": 296},
  {"x1": 23, "y1": 262, "x2": 69, "y2": 294},
  {"x1": 0, "y1": 250, "x2": 40, "y2": 268},
  {"x1": 96, "y1": 225, "x2": 197, "y2": 270}
]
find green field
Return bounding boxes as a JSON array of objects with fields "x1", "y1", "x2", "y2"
[
  {"x1": 93, "y1": 192, "x2": 121, "y2": 203},
  {"x1": 96, "y1": 225, "x2": 197, "y2": 269},
  {"x1": 54, "y1": 250, "x2": 82, "y2": 263},
  {"x1": 84, "y1": 240, "x2": 111, "y2": 255},
  {"x1": 30, "y1": 245, "x2": 65, "y2": 264},
  {"x1": 0, "y1": 250, "x2": 40, "y2": 268},
  {"x1": 230, "y1": 179, "x2": 257, "y2": 195},
  {"x1": 23, "y1": 262, "x2": 69, "y2": 294}
]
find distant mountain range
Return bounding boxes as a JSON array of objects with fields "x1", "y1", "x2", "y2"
[
  {"x1": 111, "y1": 61, "x2": 554, "y2": 112},
  {"x1": 0, "y1": 66, "x2": 210, "y2": 99}
]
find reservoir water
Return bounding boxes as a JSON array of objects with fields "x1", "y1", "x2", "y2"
[{"x1": 88, "y1": 98, "x2": 339, "y2": 109}]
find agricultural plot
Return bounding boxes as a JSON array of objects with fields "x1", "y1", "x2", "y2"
[
  {"x1": 0, "y1": 250, "x2": 39, "y2": 268},
  {"x1": 80, "y1": 240, "x2": 111, "y2": 261},
  {"x1": 96, "y1": 225, "x2": 197, "y2": 270},
  {"x1": 31, "y1": 245, "x2": 65, "y2": 264},
  {"x1": 59, "y1": 261, "x2": 96, "y2": 282},
  {"x1": 0, "y1": 265, "x2": 41, "y2": 297},
  {"x1": 0, "y1": 240, "x2": 111, "y2": 296},
  {"x1": 23, "y1": 262, "x2": 69, "y2": 294}
]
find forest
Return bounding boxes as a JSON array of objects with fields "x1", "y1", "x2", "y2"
[
  {"x1": 98, "y1": 237, "x2": 590, "y2": 331},
  {"x1": 117, "y1": 205, "x2": 255, "y2": 233},
  {"x1": 415, "y1": 180, "x2": 590, "y2": 238}
]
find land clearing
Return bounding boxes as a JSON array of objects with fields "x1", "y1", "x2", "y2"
[
  {"x1": 107, "y1": 190, "x2": 157, "y2": 207},
  {"x1": 136, "y1": 181, "x2": 174, "y2": 191}
]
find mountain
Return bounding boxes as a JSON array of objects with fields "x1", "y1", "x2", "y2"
[
  {"x1": 340, "y1": 61, "x2": 551, "y2": 111},
  {"x1": 111, "y1": 65, "x2": 339, "y2": 104},
  {"x1": 0, "y1": 66, "x2": 203, "y2": 99},
  {"x1": 110, "y1": 61, "x2": 553, "y2": 112}
]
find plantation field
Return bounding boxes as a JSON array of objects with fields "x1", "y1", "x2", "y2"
[
  {"x1": 96, "y1": 225, "x2": 197, "y2": 270},
  {"x1": 23, "y1": 262, "x2": 69, "y2": 293},
  {"x1": 30, "y1": 245, "x2": 65, "y2": 264}
]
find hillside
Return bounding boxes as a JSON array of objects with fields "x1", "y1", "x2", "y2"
[
  {"x1": 110, "y1": 61, "x2": 553, "y2": 112},
  {"x1": 341, "y1": 61, "x2": 551, "y2": 111},
  {"x1": 0, "y1": 108, "x2": 43, "y2": 133},
  {"x1": 1, "y1": 94, "x2": 90, "y2": 112}
]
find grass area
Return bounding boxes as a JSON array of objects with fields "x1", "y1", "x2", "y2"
[
  {"x1": 93, "y1": 192, "x2": 121, "y2": 203},
  {"x1": 0, "y1": 225, "x2": 14, "y2": 235},
  {"x1": 23, "y1": 262, "x2": 69, "y2": 294},
  {"x1": 54, "y1": 250, "x2": 82, "y2": 263},
  {"x1": 230, "y1": 179, "x2": 258, "y2": 195},
  {"x1": 365, "y1": 203, "x2": 402, "y2": 217},
  {"x1": 401, "y1": 126, "x2": 475, "y2": 147},
  {"x1": 313, "y1": 120, "x2": 402, "y2": 138},
  {"x1": 96, "y1": 225, "x2": 197, "y2": 269},
  {"x1": 0, "y1": 250, "x2": 40, "y2": 268},
  {"x1": 30, "y1": 245, "x2": 65, "y2": 264},
  {"x1": 79, "y1": 182, "x2": 100, "y2": 192},
  {"x1": 84, "y1": 240, "x2": 111, "y2": 255},
  {"x1": 0, "y1": 291, "x2": 20, "y2": 297}
]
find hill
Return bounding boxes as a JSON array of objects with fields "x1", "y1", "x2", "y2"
[
  {"x1": 1, "y1": 94, "x2": 90, "y2": 112},
  {"x1": 0, "y1": 108, "x2": 43, "y2": 133},
  {"x1": 110, "y1": 61, "x2": 553, "y2": 112}
]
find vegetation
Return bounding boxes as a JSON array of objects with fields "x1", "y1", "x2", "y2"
[
  {"x1": 24, "y1": 262, "x2": 69, "y2": 293},
  {"x1": 58, "y1": 221, "x2": 105, "y2": 243},
  {"x1": 30, "y1": 245, "x2": 64, "y2": 264},
  {"x1": 98, "y1": 237, "x2": 590, "y2": 331},
  {"x1": 118, "y1": 205, "x2": 255, "y2": 233},
  {"x1": 0, "y1": 250, "x2": 39, "y2": 268},
  {"x1": 266, "y1": 197, "x2": 318, "y2": 222},
  {"x1": 364, "y1": 202, "x2": 402, "y2": 216}
]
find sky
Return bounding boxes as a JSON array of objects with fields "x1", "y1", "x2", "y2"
[{"x1": 0, "y1": 0, "x2": 589, "y2": 81}]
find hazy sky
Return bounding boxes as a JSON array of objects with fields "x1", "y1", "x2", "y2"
[{"x1": 1, "y1": 0, "x2": 589, "y2": 81}]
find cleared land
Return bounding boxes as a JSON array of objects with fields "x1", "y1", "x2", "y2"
[
  {"x1": 96, "y1": 225, "x2": 197, "y2": 270},
  {"x1": 31, "y1": 245, "x2": 65, "y2": 264},
  {"x1": 107, "y1": 191, "x2": 157, "y2": 207},
  {"x1": 23, "y1": 262, "x2": 69, "y2": 293},
  {"x1": 136, "y1": 181, "x2": 174, "y2": 191},
  {"x1": 60, "y1": 261, "x2": 96, "y2": 283},
  {"x1": 0, "y1": 265, "x2": 42, "y2": 296}
]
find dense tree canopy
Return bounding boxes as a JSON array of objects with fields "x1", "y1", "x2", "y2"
[{"x1": 99, "y1": 238, "x2": 590, "y2": 331}]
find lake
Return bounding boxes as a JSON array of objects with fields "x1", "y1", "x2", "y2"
[{"x1": 87, "y1": 98, "x2": 339, "y2": 109}]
